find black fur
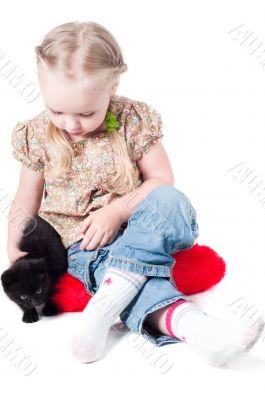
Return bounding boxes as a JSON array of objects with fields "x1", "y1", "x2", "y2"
[{"x1": 1, "y1": 215, "x2": 68, "y2": 323}]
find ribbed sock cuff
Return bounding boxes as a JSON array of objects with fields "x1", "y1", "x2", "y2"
[
  {"x1": 107, "y1": 267, "x2": 148, "y2": 291},
  {"x1": 165, "y1": 299, "x2": 189, "y2": 338}
]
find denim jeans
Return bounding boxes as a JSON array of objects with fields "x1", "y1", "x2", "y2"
[{"x1": 67, "y1": 184, "x2": 199, "y2": 346}]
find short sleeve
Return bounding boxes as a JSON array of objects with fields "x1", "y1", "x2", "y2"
[
  {"x1": 11, "y1": 120, "x2": 45, "y2": 171},
  {"x1": 124, "y1": 100, "x2": 164, "y2": 161}
]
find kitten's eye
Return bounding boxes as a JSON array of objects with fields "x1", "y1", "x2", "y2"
[
  {"x1": 20, "y1": 294, "x2": 28, "y2": 300},
  {"x1": 35, "y1": 288, "x2": 42, "y2": 295}
]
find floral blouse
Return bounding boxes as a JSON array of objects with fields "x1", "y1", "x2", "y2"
[{"x1": 11, "y1": 94, "x2": 164, "y2": 249}]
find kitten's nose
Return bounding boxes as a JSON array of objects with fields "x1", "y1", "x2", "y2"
[{"x1": 32, "y1": 300, "x2": 41, "y2": 306}]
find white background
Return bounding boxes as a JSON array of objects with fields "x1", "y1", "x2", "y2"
[{"x1": 0, "y1": 0, "x2": 265, "y2": 398}]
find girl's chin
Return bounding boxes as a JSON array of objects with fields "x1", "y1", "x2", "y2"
[
  {"x1": 68, "y1": 132, "x2": 85, "y2": 136},
  {"x1": 64, "y1": 130, "x2": 87, "y2": 139},
  {"x1": 64, "y1": 121, "x2": 106, "y2": 140}
]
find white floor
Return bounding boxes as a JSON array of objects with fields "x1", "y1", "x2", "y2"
[
  {"x1": 1, "y1": 0, "x2": 265, "y2": 397},
  {"x1": 1, "y1": 247, "x2": 265, "y2": 399},
  {"x1": 2, "y1": 127, "x2": 265, "y2": 398}
]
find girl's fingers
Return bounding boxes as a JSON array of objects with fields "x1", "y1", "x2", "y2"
[
  {"x1": 79, "y1": 227, "x2": 97, "y2": 250},
  {"x1": 80, "y1": 216, "x2": 92, "y2": 233},
  {"x1": 85, "y1": 232, "x2": 105, "y2": 251},
  {"x1": 94, "y1": 233, "x2": 110, "y2": 250},
  {"x1": 75, "y1": 233, "x2": 85, "y2": 241}
]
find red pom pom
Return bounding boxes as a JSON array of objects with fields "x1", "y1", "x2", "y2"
[
  {"x1": 52, "y1": 244, "x2": 226, "y2": 312},
  {"x1": 172, "y1": 243, "x2": 226, "y2": 295},
  {"x1": 51, "y1": 273, "x2": 91, "y2": 312}
]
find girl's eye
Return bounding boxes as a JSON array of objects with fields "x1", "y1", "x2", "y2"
[
  {"x1": 81, "y1": 113, "x2": 95, "y2": 118},
  {"x1": 52, "y1": 111, "x2": 95, "y2": 118},
  {"x1": 50, "y1": 111, "x2": 62, "y2": 117}
]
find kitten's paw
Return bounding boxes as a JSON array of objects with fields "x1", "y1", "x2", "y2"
[
  {"x1": 22, "y1": 309, "x2": 39, "y2": 323},
  {"x1": 42, "y1": 302, "x2": 58, "y2": 316}
]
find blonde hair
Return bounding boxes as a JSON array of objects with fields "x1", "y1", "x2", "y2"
[{"x1": 35, "y1": 21, "x2": 138, "y2": 195}]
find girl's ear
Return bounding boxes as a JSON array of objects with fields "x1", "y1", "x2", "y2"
[
  {"x1": 111, "y1": 76, "x2": 120, "y2": 96},
  {"x1": 1, "y1": 269, "x2": 15, "y2": 290}
]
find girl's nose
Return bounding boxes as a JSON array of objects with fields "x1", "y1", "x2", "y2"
[{"x1": 64, "y1": 116, "x2": 82, "y2": 131}]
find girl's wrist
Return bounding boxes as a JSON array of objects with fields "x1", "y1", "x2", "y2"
[{"x1": 109, "y1": 200, "x2": 130, "y2": 223}]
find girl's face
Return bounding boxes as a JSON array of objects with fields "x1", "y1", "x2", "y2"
[{"x1": 38, "y1": 68, "x2": 119, "y2": 141}]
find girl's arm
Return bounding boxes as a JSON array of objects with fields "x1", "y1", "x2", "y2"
[
  {"x1": 110, "y1": 141, "x2": 175, "y2": 222},
  {"x1": 7, "y1": 165, "x2": 45, "y2": 264}
]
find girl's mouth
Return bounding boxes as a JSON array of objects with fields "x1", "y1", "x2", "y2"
[{"x1": 68, "y1": 131, "x2": 84, "y2": 135}]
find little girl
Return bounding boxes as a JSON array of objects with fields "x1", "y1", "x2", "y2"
[{"x1": 8, "y1": 20, "x2": 264, "y2": 367}]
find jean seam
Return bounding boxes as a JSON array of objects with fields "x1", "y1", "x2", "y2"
[
  {"x1": 68, "y1": 255, "x2": 95, "y2": 296},
  {"x1": 167, "y1": 195, "x2": 196, "y2": 252},
  {"x1": 187, "y1": 199, "x2": 193, "y2": 227},
  {"x1": 107, "y1": 254, "x2": 175, "y2": 270},
  {"x1": 188, "y1": 199, "x2": 199, "y2": 241}
]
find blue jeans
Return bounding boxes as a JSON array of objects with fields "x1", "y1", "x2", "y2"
[{"x1": 67, "y1": 184, "x2": 199, "y2": 346}]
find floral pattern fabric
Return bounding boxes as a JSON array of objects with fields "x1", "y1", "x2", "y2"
[{"x1": 11, "y1": 94, "x2": 164, "y2": 249}]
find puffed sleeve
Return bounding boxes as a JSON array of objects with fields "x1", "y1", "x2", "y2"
[
  {"x1": 11, "y1": 120, "x2": 45, "y2": 171},
  {"x1": 124, "y1": 100, "x2": 164, "y2": 162}
]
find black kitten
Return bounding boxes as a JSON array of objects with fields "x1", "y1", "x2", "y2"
[{"x1": 1, "y1": 215, "x2": 68, "y2": 323}]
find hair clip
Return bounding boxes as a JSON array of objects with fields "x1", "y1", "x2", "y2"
[{"x1": 104, "y1": 111, "x2": 120, "y2": 132}]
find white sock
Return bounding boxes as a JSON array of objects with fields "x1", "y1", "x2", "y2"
[
  {"x1": 166, "y1": 300, "x2": 265, "y2": 367},
  {"x1": 69, "y1": 267, "x2": 148, "y2": 362}
]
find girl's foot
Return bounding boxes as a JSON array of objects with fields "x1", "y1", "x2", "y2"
[
  {"x1": 147, "y1": 299, "x2": 265, "y2": 367},
  {"x1": 69, "y1": 267, "x2": 148, "y2": 362}
]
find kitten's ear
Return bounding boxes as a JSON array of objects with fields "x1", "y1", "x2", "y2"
[
  {"x1": 33, "y1": 257, "x2": 46, "y2": 273},
  {"x1": 1, "y1": 269, "x2": 15, "y2": 290}
]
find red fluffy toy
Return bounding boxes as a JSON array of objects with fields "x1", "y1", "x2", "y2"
[{"x1": 51, "y1": 243, "x2": 226, "y2": 312}]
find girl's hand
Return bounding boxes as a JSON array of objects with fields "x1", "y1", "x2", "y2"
[
  {"x1": 8, "y1": 249, "x2": 28, "y2": 265},
  {"x1": 77, "y1": 204, "x2": 124, "y2": 251}
]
